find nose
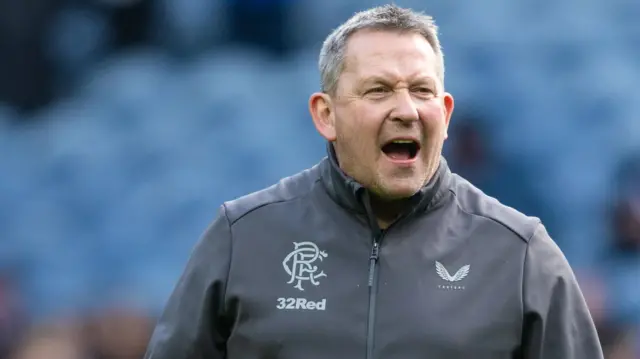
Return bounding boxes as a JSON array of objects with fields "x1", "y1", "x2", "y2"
[{"x1": 389, "y1": 89, "x2": 419, "y2": 124}]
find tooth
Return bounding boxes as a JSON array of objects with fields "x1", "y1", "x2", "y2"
[{"x1": 393, "y1": 140, "x2": 413, "y2": 144}]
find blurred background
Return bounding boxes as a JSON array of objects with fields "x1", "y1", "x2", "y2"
[{"x1": 0, "y1": 0, "x2": 638, "y2": 358}]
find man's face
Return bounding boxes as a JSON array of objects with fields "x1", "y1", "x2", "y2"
[{"x1": 313, "y1": 30, "x2": 454, "y2": 199}]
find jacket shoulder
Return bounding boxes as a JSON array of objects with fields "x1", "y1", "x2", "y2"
[
  {"x1": 448, "y1": 173, "x2": 541, "y2": 243},
  {"x1": 222, "y1": 161, "x2": 323, "y2": 225}
]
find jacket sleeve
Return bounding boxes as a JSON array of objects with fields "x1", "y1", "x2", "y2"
[
  {"x1": 144, "y1": 205, "x2": 233, "y2": 359},
  {"x1": 520, "y1": 223, "x2": 604, "y2": 359}
]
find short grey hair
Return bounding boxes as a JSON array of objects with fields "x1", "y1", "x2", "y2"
[{"x1": 318, "y1": 4, "x2": 445, "y2": 95}]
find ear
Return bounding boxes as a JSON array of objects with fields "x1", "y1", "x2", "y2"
[
  {"x1": 442, "y1": 92, "x2": 455, "y2": 140},
  {"x1": 309, "y1": 92, "x2": 336, "y2": 141}
]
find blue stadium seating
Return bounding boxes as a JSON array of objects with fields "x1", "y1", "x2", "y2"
[{"x1": 0, "y1": 0, "x2": 638, "y2": 323}]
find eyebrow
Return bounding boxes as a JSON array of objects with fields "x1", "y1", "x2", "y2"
[{"x1": 359, "y1": 74, "x2": 437, "y2": 87}]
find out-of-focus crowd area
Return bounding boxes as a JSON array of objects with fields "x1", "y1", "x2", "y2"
[{"x1": 0, "y1": 0, "x2": 638, "y2": 358}]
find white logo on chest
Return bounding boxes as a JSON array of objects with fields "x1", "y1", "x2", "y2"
[
  {"x1": 282, "y1": 241, "x2": 328, "y2": 291},
  {"x1": 435, "y1": 261, "x2": 470, "y2": 290},
  {"x1": 276, "y1": 297, "x2": 326, "y2": 311}
]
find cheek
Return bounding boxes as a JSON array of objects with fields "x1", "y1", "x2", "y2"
[
  {"x1": 419, "y1": 101, "x2": 447, "y2": 129},
  {"x1": 337, "y1": 105, "x2": 381, "y2": 139}
]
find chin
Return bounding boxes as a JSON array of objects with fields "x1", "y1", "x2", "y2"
[{"x1": 371, "y1": 183, "x2": 422, "y2": 201}]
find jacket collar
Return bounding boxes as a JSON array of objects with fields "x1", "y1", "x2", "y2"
[{"x1": 319, "y1": 142, "x2": 452, "y2": 219}]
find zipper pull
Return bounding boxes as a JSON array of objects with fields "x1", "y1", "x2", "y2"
[
  {"x1": 368, "y1": 240, "x2": 380, "y2": 287},
  {"x1": 370, "y1": 241, "x2": 380, "y2": 261}
]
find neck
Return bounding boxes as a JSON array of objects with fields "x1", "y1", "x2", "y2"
[
  {"x1": 369, "y1": 195, "x2": 413, "y2": 229},
  {"x1": 322, "y1": 142, "x2": 450, "y2": 230},
  {"x1": 371, "y1": 163, "x2": 441, "y2": 229}
]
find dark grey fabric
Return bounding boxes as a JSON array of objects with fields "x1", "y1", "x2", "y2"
[{"x1": 144, "y1": 143, "x2": 603, "y2": 359}]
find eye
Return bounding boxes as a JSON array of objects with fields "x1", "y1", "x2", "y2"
[
  {"x1": 364, "y1": 86, "x2": 392, "y2": 99},
  {"x1": 367, "y1": 87, "x2": 388, "y2": 94},
  {"x1": 413, "y1": 87, "x2": 434, "y2": 94}
]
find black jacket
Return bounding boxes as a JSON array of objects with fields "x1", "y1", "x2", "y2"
[{"x1": 143, "y1": 144, "x2": 604, "y2": 359}]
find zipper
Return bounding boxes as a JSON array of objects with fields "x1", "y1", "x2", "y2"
[
  {"x1": 366, "y1": 234, "x2": 381, "y2": 359},
  {"x1": 360, "y1": 181, "x2": 427, "y2": 358}
]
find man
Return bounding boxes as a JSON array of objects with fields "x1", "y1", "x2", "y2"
[{"x1": 143, "y1": 5, "x2": 604, "y2": 359}]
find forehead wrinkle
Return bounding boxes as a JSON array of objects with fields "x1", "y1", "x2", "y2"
[
  {"x1": 348, "y1": 49, "x2": 437, "y2": 80},
  {"x1": 340, "y1": 32, "x2": 440, "y2": 94}
]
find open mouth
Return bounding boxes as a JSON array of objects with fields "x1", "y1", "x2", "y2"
[{"x1": 381, "y1": 139, "x2": 420, "y2": 161}]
